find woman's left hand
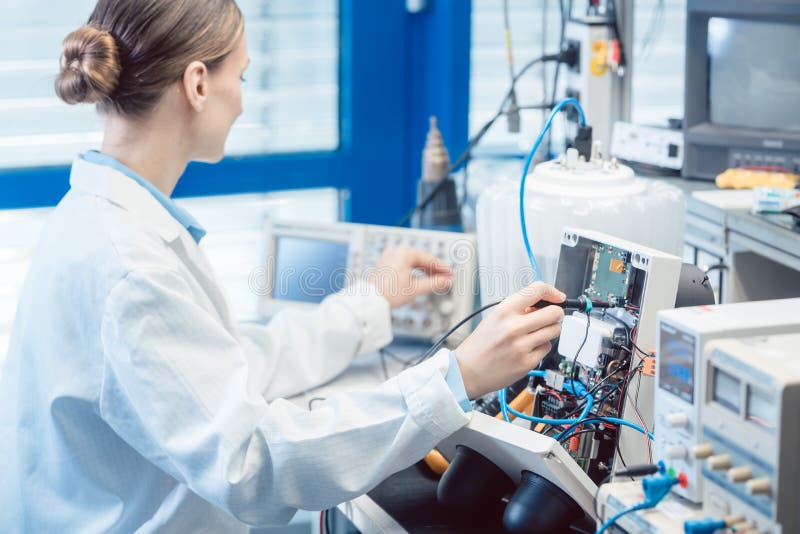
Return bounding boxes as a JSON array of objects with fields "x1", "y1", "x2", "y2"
[{"x1": 367, "y1": 246, "x2": 453, "y2": 309}]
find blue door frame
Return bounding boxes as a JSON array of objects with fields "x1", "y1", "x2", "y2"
[{"x1": 0, "y1": 0, "x2": 470, "y2": 225}]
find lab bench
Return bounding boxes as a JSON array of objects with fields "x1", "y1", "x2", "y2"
[{"x1": 664, "y1": 178, "x2": 800, "y2": 303}]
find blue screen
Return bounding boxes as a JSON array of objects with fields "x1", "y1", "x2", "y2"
[
  {"x1": 658, "y1": 325, "x2": 696, "y2": 403},
  {"x1": 272, "y1": 236, "x2": 349, "y2": 304}
]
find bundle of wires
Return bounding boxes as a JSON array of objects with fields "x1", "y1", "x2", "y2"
[
  {"x1": 498, "y1": 370, "x2": 594, "y2": 425},
  {"x1": 497, "y1": 374, "x2": 653, "y2": 442}
]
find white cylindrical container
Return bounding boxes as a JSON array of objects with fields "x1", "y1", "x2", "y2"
[{"x1": 476, "y1": 150, "x2": 686, "y2": 305}]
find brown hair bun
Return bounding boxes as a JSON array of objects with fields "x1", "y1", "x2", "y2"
[{"x1": 55, "y1": 25, "x2": 121, "y2": 105}]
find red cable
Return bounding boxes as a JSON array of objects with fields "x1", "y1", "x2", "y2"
[{"x1": 320, "y1": 510, "x2": 325, "y2": 534}]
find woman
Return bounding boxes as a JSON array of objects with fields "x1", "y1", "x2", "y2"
[{"x1": 0, "y1": 0, "x2": 565, "y2": 531}]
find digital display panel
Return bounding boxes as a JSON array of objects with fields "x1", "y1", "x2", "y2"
[
  {"x1": 658, "y1": 325, "x2": 696, "y2": 403},
  {"x1": 712, "y1": 367, "x2": 741, "y2": 414},
  {"x1": 747, "y1": 386, "x2": 777, "y2": 431},
  {"x1": 707, "y1": 17, "x2": 800, "y2": 133},
  {"x1": 272, "y1": 236, "x2": 349, "y2": 304}
]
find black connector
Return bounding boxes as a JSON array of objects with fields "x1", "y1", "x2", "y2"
[
  {"x1": 531, "y1": 295, "x2": 615, "y2": 313},
  {"x1": 559, "y1": 41, "x2": 580, "y2": 70},
  {"x1": 615, "y1": 464, "x2": 661, "y2": 478},
  {"x1": 573, "y1": 125, "x2": 593, "y2": 160}
]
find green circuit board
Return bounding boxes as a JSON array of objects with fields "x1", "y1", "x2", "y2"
[{"x1": 585, "y1": 244, "x2": 632, "y2": 304}]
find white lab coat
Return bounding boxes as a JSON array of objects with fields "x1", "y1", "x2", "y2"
[{"x1": 0, "y1": 157, "x2": 470, "y2": 532}]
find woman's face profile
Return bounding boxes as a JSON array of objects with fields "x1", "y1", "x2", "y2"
[{"x1": 192, "y1": 31, "x2": 250, "y2": 163}]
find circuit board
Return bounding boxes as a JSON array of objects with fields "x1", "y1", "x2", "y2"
[{"x1": 585, "y1": 244, "x2": 632, "y2": 305}]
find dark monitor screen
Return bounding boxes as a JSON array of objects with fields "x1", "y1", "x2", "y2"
[
  {"x1": 707, "y1": 17, "x2": 800, "y2": 133},
  {"x1": 272, "y1": 236, "x2": 349, "y2": 304},
  {"x1": 658, "y1": 324, "x2": 696, "y2": 403}
]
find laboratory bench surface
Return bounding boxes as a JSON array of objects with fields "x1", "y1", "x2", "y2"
[
  {"x1": 662, "y1": 175, "x2": 800, "y2": 245},
  {"x1": 650, "y1": 176, "x2": 800, "y2": 303}
]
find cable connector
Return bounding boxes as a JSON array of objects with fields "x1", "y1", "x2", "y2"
[
  {"x1": 573, "y1": 125, "x2": 593, "y2": 160},
  {"x1": 683, "y1": 518, "x2": 727, "y2": 534},
  {"x1": 506, "y1": 90, "x2": 521, "y2": 133},
  {"x1": 531, "y1": 295, "x2": 614, "y2": 313},
  {"x1": 597, "y1": 474, "x2": 678, "y2": 534},
  {"x1": 558, "y1": 42, "x2": 580, "y2": 69},
  {"x1": 642, "y1": 474, "x2": 680, "y2": 506},
  {"x1": 614, "y1": 464, "x2": 660, "y2": 479}
]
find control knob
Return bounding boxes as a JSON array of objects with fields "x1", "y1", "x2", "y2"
[
  {"x1": 666, "y1": 412, "x2": 690, "y2": 429},
  {"x1": 727, "y1": 466, "x2": 753, "y2": 483},
  {"x1": 707, "y1": 454, "x2": 732, "y2": 470},
  {"x1": 692, "y1": 443, "x2": 714, "y2": 459},
  {"x1": 745, "y1": 478, "x2": 772, "y2": 497}
]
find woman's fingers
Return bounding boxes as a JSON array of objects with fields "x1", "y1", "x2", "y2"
[
  {"x1": 503, "y1": 282, "x2": 566, "y2": 313},
  {"x1": 511, "y1": 304, "x2": 564, "y2": 336},
  {"x1": 405, "y1": 248, "x2": 452, "y2": 275},
  {"x1": 519, "y1": 322, "x2": 563, "y2": 351}
]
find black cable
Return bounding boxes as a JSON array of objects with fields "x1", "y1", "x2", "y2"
[
  {"x1": 380, "y1": 346, "x2": 419, "y2": 377},
  {"x1": 554, "y1": 416, "x2": 620, "y2": 446},
  {"x1": 380, "y1": 346, "x2": 416, "y2": 371},
  {"x1": 540, "y1": 0, "x2": 549, "y2": 117},
  {"x1": 632, "y1": 341, "x2": 650, "y2": 361},
  {"x1": 606, "y1": 308, "x2": 649, "y2": 360},
  {"x1": 551, "y1": 364, "x2": 640, "y2": 440},
  {"x1": 458, "y1": 100, "x2": 554, "y2": 209},
  {"x1": 705, "y1": 263, "x2": 728, "y2": 274},
  {"x1": 394, "y1": 52, "x2": 563, "y2": 227},
  {"x1": 547, "y1": 0, "x2": 568, "y2": 156},
  {"x1": 542, "y1": 369, "x2": 623, "y2": 435},
  {"x1": 593, "y1": 384, "x2": 622, "y2": 412},
  {"x1": 412, "y1": 300, "x2": 502, "y2": 366},
  {"x1": 616, "y1": 442, "x2": 629, "y2": 471},
  {"x1": 538, "y1": 356, "x2": 627, "y2": 437},
  {"x1": 516, "y1": 103, "x2": 556, "y2": 111},
  {"x1": 460, "y1": 157, "x2": 470, "y2": 209},
  {"x1": 558, "y1": 428, "x2": 598, "y2": 444},
  {"x1": 586, "y1": 358, "x2": 628, "y2": 398}
]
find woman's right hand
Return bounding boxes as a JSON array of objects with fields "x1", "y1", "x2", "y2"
[{"x1": 454, "y1": 282, "x2": 566, "y2": 399}]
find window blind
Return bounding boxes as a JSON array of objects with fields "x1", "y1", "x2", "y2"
[{"x1": 0, "y1": 0, "x2": 339, "y2": 169}]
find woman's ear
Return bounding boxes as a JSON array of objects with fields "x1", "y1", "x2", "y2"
[{"x1": 182, "y1": 60, "x2": 209, "y2": 112}]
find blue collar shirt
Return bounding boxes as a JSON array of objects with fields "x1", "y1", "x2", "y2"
[{"x1": 80, "y1": 150, "x2": 207, "y2": 243}]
